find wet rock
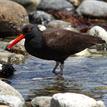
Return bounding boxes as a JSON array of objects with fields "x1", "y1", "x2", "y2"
[
  {"x1": 47, "y1": 20, "x2": 78, "y2": 32},
  {"x1": 51, "y1": 93, "x2": 105, "y2": 107},
  {"x1": 0, "y1": 49, "x2": 25, "y2": 64},
  {"x1": 0, "y1": 64, "x2": 15, "y2": 78},
  {"x1": 0, "y1": 80, "x2": 25, "y2": 107},
  {"x1": 76, "y1": 0, "x2": 107, "y2": 18},
  {"x1": 0, "y1": 0, "x2": 29, "y2": 37},
  {"x1": 0, "y1": 40, "x2": 26, "y2": 64},
  {"x1": 12, "y1": 0, "x2": 41, "y2": 13},
  {"x1": 8, "y1": 54, "x2": 25, "y2": 64},
  {"x1": 29, "y1": 10, "x2": 55, "y2": 25},
  {"x1": 38, "y1": 0, "x2": 74, "y2": 11},
  {"x1": 6, "y1": 39, "x2": 27, "y2": 55},
  {"x1": 31, "y1": 96, "x2": 52, "y2": 107}
]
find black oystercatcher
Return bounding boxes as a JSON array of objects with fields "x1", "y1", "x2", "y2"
[{"x1": 6, "y1": 24, "x2": 106, "y2": 76}]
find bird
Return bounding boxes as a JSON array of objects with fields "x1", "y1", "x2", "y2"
[{"x1": 6, "y1": 24, "x2": 106, "y2": 76}]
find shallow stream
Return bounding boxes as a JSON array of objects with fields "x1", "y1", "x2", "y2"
[{"x1": 9, "y1": 55, "x2": 107, "y2": 106}]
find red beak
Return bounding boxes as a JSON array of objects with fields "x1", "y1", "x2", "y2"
[{"x1": 6, "y1": 34, "x2": 25, "y2": 50}]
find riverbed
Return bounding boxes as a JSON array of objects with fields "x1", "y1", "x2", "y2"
[{"x1": 9, "y1": 55, "x2": 107, "y2": 106}]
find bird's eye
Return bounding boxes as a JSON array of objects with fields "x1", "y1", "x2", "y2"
[{"x1": 22, "y1": 25, "x2": 34, "y2": 34}]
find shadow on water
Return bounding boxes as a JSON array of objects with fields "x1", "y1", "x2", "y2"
[{"x1": 8, "y1": 55, "x2": 107, "y2": 105}]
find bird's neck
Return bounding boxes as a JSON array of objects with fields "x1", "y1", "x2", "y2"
[{"x1": 25, "y1": 28, "x2": 43, "y2": 49}]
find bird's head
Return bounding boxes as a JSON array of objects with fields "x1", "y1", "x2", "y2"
[
  {"x1": 22, "y1": 24, "x2": 34, "y2": 35},
  {"x1": 6, "y1": 24, "x2": 37, "y2": 50}
]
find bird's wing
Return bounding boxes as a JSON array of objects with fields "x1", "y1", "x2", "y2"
[{"x1": 43, "y1": 29, "x2": 104, "y2": 54}]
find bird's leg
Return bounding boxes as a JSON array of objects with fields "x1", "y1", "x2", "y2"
[
  {"x1": 52, "y1": 62, "x2": 59, "y2": 75},
  {"x1": 59, "y1": 63, "x2": 64, "y2": 75}
]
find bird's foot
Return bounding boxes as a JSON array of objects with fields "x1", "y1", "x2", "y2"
[{"x1": 55, "y1": 73, "x2": 64, "y2": 80}]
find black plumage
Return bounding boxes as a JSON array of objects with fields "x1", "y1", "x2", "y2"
[{"x1": 21, "y1": 24, "x2": 105, "y2": 75}]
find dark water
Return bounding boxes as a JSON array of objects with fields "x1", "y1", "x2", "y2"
[{"x1": 9, "y1": 55, "x2": 107, "y2": 105}]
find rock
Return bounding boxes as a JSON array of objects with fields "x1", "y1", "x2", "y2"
[
  {"x1": 12, "y1": 0, "x2": 41, "y2": 13},
  {"x1": 75, "y1": 48, "x2": 92, "y2": 56},
  {"x1": 29, "y1": 10, "x2": 55, "y2": 25},
  {"x1": 0, "y1": 40, "x2": 26, "y2": 64},
  {"x1": 67, "y1": 0, "x2": 82, "y2": 6},
  {"x1": 8, "y1": 54, "x2": 25, "y2": 64},
  {"x1": 31, "y1": 96, "x2": 52, "y2": 107},
  {"x1": 88, "y1": 26, "x2": 107, "y2": 51},
  {"x1": 38, "y1": 0, "x2": 74, "y2": 10},
  {"x1": 76, "y1": 0, "x2": 107, "y2": 18},
  {"x1": 47, "y1": 20, "x2": 78, "y2": 32},
  {"x1": 37, "y1": 25, "x2": 47, "y2": 31},
  {"x1": 8, "y1": 39, "x2": 27, "y2": 55},
  {"x1": 0, "y1": 0, "x2": 29, "y2": 37},
  {"x1": 0, "y1": 106, "x2": 9, "y2": 107},
  {"x1": 51, "y1": 93, "x2": 105, "y2": 107},
  {"x1": 0, "y1": 49, "x2": 25, "y2": 64},
  {"x1": 0, "y1": 80, "x2": 25, "y2": 107},
  {"x1": 88, "y1": 26, "x2": 107, "y2": 43},
  {"x1": 0, "y1": 63, "x2": 15, "y2": 78}
]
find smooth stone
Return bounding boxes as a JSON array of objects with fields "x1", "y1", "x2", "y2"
[
  {"x1": 31, "y1": 96, "x2": 52, "y2": 107},
  {"x1": 0, "y1": 0, "x2": 29, "y2": 37},
  {"x1": 76, "y1": 0, "x2": 107, "y2": 18},
  {"x1": 47, "y1": 20, "x2": 78, "y2": 32},
  {"x1": 0, "y1": 80, "x2": 25, "y2": 107},
  {"x1": 12, "y1": 0, "x2": 41, "y2": 13},
  {"x1": 29, "y1": 10, "x2": 55, "y2": 25},
  {"x1": 88, "y1": 26, "x2": 107, "y2": 43},
  {"x1": 51, "y1": 93, "x2": 105, "y2": 107},
  {"x1": 38, "y1": 0, "x2": 74, "y2": 10}
]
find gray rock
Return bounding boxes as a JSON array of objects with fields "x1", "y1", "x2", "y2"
[
  {"x1": 0, "y1": 40, "x2": 26, "y2": 64},
  {"x1": 29, "y1": 11, "x2": 55, "y2": 25},
  {"x1": 47, "y1": 20, "x2": 78, "y2": 32},
  {"x1": 0, "y1": 50, "x2": 25, "y2": 64},
  {"x1": 38, "y1": 0, "x2": 74, "y2": 10},
  {"x1": 51, "y1": 93, "x2": 105, "y2": 107},
  {"x1": 31, "y1": 96, "x2": 52, "y2": 107},
  {"x1": 0, "y1": 80, "x2": 25, "y2": 107},
  {"x1": 76, "y1": 0, "x2": 107, "y2": 18},
  {"x1": 0, "y1": 0, "x2": 29, "y2": 37},
  {"x1": 12, "y1": 0, "x2": 41, "y2": 13}
]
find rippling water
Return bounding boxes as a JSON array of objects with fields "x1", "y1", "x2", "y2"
[{"x1": 9, "y1": 55, "x2": 107, "y2": 106}]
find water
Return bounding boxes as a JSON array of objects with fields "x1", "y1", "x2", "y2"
[{"x1": 9, "y1": 55, "x2": 107, "y2": 105}]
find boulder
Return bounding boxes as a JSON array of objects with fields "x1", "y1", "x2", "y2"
[
  {"x1": 29, "y1": 10, "x2": 55, "y2": 25},
  {"x1": 47, "y1": 20, "x2": 78, "y2": 32},
  {"x1": 76, "y1": 0, "x2": 107, "y2": 18},
  {"x1": 88, "y1": 26, "x2": 107, "y2": 43},
  {"x1": 12, "y1": 0, "x2": 41, "y2": 13},
  {"x1": 0, "y1": 80, "x2": 25, "y2": 107},
  {"x1": 0, "y1": 0, "x2": 29, "y2": 37},
  {"x1": 51, "y1": 93, "x2": 105, "y2": 107},
  {"x1": 38, "y1": 0, "x2": 74, "y2": 11},
  {"x1": 31, "y1": 96, "x2": 52, "y2": 107}
]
